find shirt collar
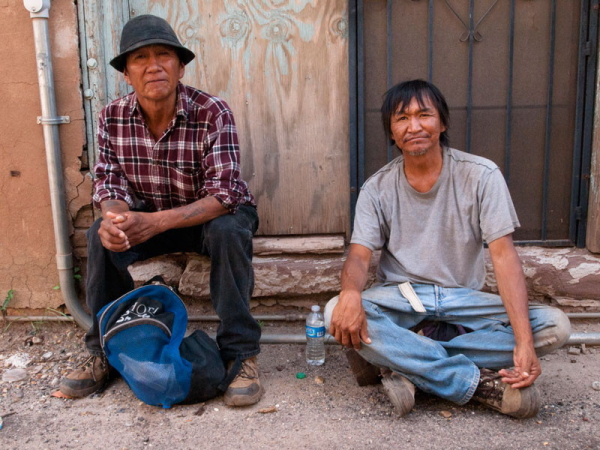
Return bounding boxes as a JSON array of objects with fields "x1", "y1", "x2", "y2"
[
  {"x1": 174, "y1": 83, "x2": 190, "y2": 121},
  {"x1": 127, "y1": 83, "x2": 190, "y2": 122}
]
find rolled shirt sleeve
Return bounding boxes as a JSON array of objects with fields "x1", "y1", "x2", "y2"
[
  {"x1": 199, "y1": 110, "x2": 246, "y2": 213},
  {"x1": 92, "y1": 111, "x2": 135, "y2": 209}
]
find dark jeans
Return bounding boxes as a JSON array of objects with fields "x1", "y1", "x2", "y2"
[{"x1": 84, "y1": 205, "x2": 260, "y2": 362}]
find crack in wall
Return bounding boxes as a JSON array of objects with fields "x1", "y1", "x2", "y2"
[
  {"x1": 67, "y1": 173, "x2": 90, "y2": 220},
  {"x1": 0, "y1": 81, "x2": 38, "y2": 86},
  {"x1": 0, "y1": 244, "x2": 64, "y2": 308}
]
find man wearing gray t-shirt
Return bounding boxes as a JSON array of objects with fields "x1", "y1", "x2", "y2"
[{"x1": 326, "y1": 80, "x2": 570, "y2": 419}]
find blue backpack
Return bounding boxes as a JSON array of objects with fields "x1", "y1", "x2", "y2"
[{"x1": 97, "y1": 282, "x2": 238, "y2": 408}]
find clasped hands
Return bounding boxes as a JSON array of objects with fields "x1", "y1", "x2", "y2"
[{"x1": 98, "y1": 211, "x2": 160, "y2": 252}]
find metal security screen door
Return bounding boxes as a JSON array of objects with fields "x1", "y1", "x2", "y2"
[{"x1": 350, "y1": 0, "x2": 598, "y2": 245}]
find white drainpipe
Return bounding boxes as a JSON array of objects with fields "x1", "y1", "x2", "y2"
[{"x1": 23, "y1": 0, "x2": 91, "y2": 329}]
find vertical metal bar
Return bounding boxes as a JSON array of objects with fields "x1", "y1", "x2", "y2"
[
  {"x1": 576, "y1": 0, "x2": 599, "y2": 246},
  {"x1": 466, "y1": 0, "x2": 474, "y2": 153},
  {"x1": 387, "y1": 0, "x2": 393, "y2": 90},
  {"x1": 541, "y1": 0, "x2": 557, "y2": 240},
  {"x1": 570, "y1": 0, "x2": 591, "y2": 244},
  {"x1": 349, "y1": 0, "x2": 359, "y2": 227},
  {"x1": 428, "y1": 0, "x2": 434, "y2": 82},
  {"x1": 386, "y1": 0, "x2": 394, "y2": 162},
  {"x1": 504, "y1": 0, "x2": 515, "y2": 184},
  {"x1": 357, "y1": 0, "x2": 365, "y2": 190}
]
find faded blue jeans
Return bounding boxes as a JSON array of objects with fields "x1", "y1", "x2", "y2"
[{"x1": 325, "y1": 284, "x2": 571, "y2": 405}]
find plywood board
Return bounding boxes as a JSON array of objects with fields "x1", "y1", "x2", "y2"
[{"x1": 116, "y1": 0, "x2": 352, "y2": 235}]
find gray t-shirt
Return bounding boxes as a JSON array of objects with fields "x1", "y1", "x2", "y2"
[{"x1": 352, "y1": 147, "x2": 519, "y2": 290}]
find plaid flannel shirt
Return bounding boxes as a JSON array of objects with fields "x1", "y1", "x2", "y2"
[{"x1": 93, "y1": 83, "x2": 255, "y2": 213}]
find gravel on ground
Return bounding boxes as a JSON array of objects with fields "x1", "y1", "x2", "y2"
[{"x1": 1, "y1": 320, "x2": 599, "y2": 450}]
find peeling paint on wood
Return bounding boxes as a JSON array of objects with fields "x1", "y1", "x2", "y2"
[{"x1": 79, "y1": 0, "x2": 131, "y2": 171}]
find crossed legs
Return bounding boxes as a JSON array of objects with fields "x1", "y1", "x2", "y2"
[{"x1": 325, "y1": 284, "x2": 570, "y2": 405}]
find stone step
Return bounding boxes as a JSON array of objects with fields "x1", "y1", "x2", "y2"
[{"x1": 127, "y1": 246, "x2": 600, "y2": 310}]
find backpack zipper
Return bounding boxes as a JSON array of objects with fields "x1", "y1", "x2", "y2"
[
  {"x1": 103, "y1": 317, "x2": 172, "y2": 343},
  {"x1": 98, "y1": 284, "x2": 184, "y2": 349}
]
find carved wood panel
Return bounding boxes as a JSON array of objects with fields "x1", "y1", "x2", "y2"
[{"x1": 85, "y1": 0, "x2": 350, "y2": 235}]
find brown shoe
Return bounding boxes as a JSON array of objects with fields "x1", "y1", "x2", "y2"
[
  {"x1": 223, "y1": 357, "x2": 264, "y2": 406},
  {"x1": 346, "y1": 349, "x2": 382, "y2": 386},
  {"x1": 59, "y1": 355, "x2": 109, "y2": 398},
  {"x1": 381, "y1": 369, "x2": 416, "y2": 417},
  {"x1": 472, "y1": 368, "x2": 541, "y2": 419}
]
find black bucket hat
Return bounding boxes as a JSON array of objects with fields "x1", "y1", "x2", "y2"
[{"x1": 110, "y1": 14, "x2": 196, "y2": 72}]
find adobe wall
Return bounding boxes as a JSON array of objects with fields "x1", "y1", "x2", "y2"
[{"x1": 0, "y1": 0, "x2": 91, "y2": 313}]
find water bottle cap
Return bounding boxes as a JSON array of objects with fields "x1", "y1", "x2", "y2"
[{"x1": 311, "y1": 305, "x2": 320, "y2": 312}]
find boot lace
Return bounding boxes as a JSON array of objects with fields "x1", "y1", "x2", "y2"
[
  {"x1": 236, "y1": 359, "x2": 258, "y2": 380},
  {"x1": 475, "y1": 369, "x2": 505, "y2": 403},
  {"x1": 78, "y1": 355, "x2": 107, "y2": 382}
]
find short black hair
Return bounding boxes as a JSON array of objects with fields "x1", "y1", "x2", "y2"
[{"x1": 381, "y1": 79, "x2": 450, "y2": 148}]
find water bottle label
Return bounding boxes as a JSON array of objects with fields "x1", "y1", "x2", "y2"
[{"x1": 306, "y1": 325, "x2": 325, "y2": 338}]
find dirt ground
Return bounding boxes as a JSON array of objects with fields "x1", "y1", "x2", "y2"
[{"x1": 1, "y1": 319, "x2": 599, "y2": 450}]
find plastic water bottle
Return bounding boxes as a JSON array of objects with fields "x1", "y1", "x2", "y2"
[{"x1": 306, "y1": 305, "x2": 325, "y2": 365}]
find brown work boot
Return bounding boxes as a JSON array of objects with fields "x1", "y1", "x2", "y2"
[
  {"x1": 472, "y1": 368, "x2": 541, "y2": 419},
  {"x1": 223, "y1": 357, "x2": 264, "y2": 406},
  {"x1": 346, "y1": 349, "x2": 382, "y2": 386},
  {"x1": 59, "y1": 354, "x2": 109, "y2": 398},
  {"x1": 381, "y1": 369, "x2": 416, "y2": 417}
]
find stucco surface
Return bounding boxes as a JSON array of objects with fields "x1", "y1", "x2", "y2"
[{"x1": 0, "y1": 0, "x2": 89, "y2": 310}]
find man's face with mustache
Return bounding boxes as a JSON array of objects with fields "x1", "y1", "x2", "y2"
[{"x1": 390, "y1": 96, "x2": 446, "y2": 157}]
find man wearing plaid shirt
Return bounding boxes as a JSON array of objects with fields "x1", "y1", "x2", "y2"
[{"x1": 60, "y1": 15, "x2": 263, "y2": 406}]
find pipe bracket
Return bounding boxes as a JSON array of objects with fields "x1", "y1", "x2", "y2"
[
  {"x1": 56, "y1": 253, "x2": 73, "y2": 270},
  {"x1": 37, "y1": 116, "x2": 70, "y2": 125}
]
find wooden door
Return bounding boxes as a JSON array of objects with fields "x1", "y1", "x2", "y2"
[{"x1": 80, "y1": 0, "x2": 350, "y2": 236}]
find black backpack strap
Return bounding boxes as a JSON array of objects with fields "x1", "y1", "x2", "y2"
[{"x1": 218, "y1": 356, "x2": 242, "y2": 392}]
